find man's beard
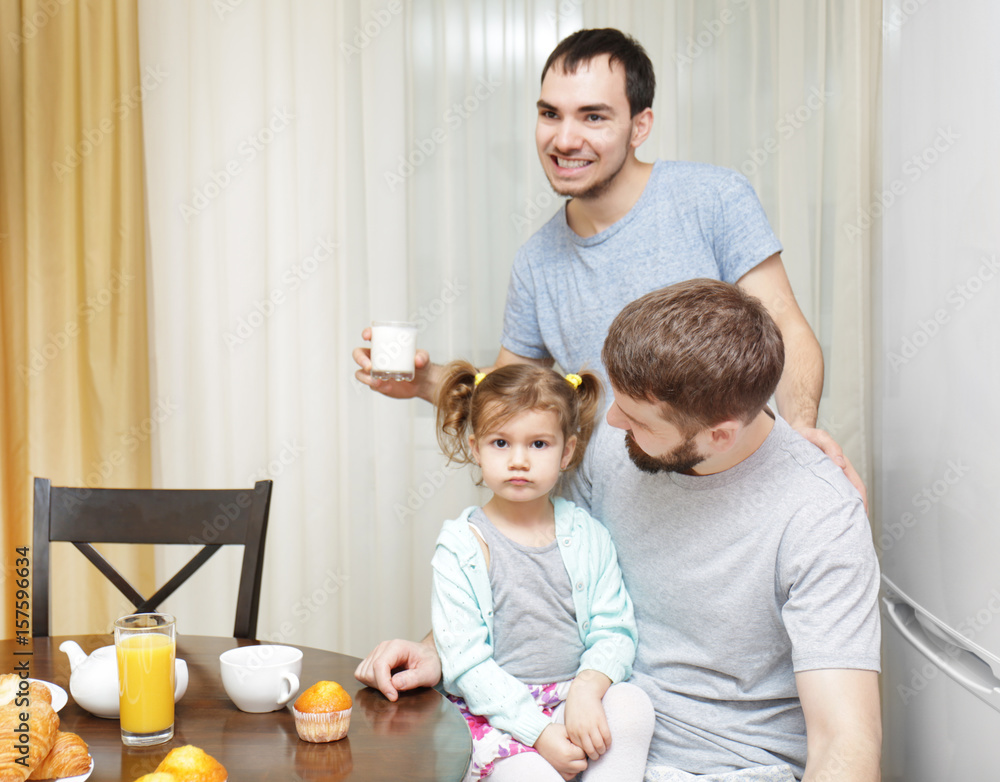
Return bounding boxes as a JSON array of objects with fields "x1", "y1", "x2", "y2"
[{"x1": 624, "y1": 431, "x2": 707, "y2": 475}]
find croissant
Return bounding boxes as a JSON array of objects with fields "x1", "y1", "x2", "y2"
[
  {"x1": 28, "y1": 732, "x2": 91, "y2": 780},
  {"x1": 0, "y1": 678, "x2": 50, "y2": 709},
  {"x1": 0, "y1": 698, "x2": 58, "y2": 782}
]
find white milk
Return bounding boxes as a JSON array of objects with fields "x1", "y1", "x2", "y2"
[{"x1": 370, "y1": 321, "x2": 417, "y2": 381}]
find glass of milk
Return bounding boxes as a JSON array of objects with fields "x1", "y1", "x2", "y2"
[{"x1": 370, "y1": 321, "x2": 417, "y2": 381}]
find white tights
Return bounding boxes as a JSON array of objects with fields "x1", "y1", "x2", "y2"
[{"x1": 487, "y1": 682, "x2": 655, "y2": 782}]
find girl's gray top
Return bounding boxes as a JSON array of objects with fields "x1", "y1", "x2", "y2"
[{"x1": 469, "y1": 507, "x2": 585, "y2": 684}]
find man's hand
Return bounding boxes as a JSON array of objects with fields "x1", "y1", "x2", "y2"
[
  {"x1": 533, "y1": 724, "x2": 588, "y2": 780},
  {"x1": 564, "y1": 670, "x2": 612, "y2": 760},
  {"x1": 796, "y1": 426, "x2": 868, "y2": 511},
  {"x1": 353, "y1": 635, "x2": 442, "y2": 702},
  {"x1": 353, "y1": 327, "x2": 437, "y2": 402}
]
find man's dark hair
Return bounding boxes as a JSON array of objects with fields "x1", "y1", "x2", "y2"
[
  {"x1": 541, "y1": 28, "x2": 655, "y2": 116},
  {"x1": 603, "y1": 279, "x2": 785, "y2": 431}
]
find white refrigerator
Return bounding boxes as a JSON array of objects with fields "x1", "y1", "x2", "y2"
[{"x1": 877, "y1": 0, "x2": 1000, "y2": 778}]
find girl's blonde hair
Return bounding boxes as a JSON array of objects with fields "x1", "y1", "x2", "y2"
[{"x1": 435, "y1": 361, "x2": 603, "y2": 472}]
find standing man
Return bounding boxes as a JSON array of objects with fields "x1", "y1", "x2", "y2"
[
  {"x1": 358, "y1": 280, "x2": 882, "y2": 780},
  {"x1": 353, "y1": 28, "x2": 860, "y2": 495}
]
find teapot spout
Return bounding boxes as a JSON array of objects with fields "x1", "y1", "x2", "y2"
[{"x1": 59, "y1": 640, "x2": 88, "y2": 673}]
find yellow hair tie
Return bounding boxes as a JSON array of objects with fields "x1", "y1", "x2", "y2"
[
  {"x1": 474, "y1": 372, "x2": 486, "y2": 386},
  {"x1": 565, "y1": 373, "x2": 583, "y2": 389}
]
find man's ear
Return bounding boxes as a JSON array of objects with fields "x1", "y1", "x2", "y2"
[
  {"x1": 705, "y1": 420, "x2": 741, "y2": 453},
  {"x1": 630, "y1": 107, "x2": 654, "y2": 149},
  {"x1": 561, "y1": 435, "x2": 578, "y2": 470}
]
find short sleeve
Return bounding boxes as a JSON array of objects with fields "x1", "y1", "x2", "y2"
[
  {"x1": 714, "y1": 172, "x2": 783, "y2": 284},
  {"x1": 500, "y1": 248, "x2": 552, "y2": 361},
  {"x1": 779, "y1": 500, "x2": 882, "y2": 673}
]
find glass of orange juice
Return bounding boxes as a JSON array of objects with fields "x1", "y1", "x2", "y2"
[{"x1": 114, "y1": 613, "x2": 176, "y2": 746}]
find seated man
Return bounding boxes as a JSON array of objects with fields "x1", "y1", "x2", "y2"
[{"x1": 357, "y1": 279, "x2": 881, "y2": 781}]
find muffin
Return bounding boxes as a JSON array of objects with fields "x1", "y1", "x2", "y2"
[
  {"x1": 154, "y1": 745, "x2": 228, "y2": 782},
  {"x1": 291, "y1": 681, "x2": 353, "y2": 742}
]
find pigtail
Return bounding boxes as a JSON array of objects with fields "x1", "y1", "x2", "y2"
[
  {"x1": 565, "y1": 369, "x2": 603, "y2": 471},
  {"x1": 435, "y1": 360, "x2": 479, "y2": 465}
]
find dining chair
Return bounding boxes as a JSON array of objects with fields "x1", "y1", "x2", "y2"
[{"x1": 31, "y1": 477, "x2": 273, "y2": 639}]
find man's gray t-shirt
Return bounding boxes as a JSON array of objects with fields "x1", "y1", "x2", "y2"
[
  {"x1": 501, "y1": 160, "x2": 783, "y2": 378},
  {"x1": 567, "y1": 415, "x2": 881, "y2": 778}
]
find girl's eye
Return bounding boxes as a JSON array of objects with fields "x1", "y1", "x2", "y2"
[
  {"x1": 531, "y1": 440, "x2": 548, "y2": 449},
  {"x1": 493, "y1": 439, "x2": 508, "y2": 448}
]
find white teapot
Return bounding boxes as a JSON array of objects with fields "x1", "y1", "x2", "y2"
[{"x1": 60, "y1": 640, "x2": 189, "y2": 719}]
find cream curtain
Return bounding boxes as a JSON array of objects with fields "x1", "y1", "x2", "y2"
[
  {"x1": 1, "y1": 0, "x2": 152, "y2": 638},
  {"x1": 131, "y1": 0, "x2": 878, "y2": 657}
]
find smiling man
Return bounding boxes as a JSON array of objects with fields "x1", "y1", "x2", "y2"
[
  {"x1": 569, "y1": 278, "x2": 882, "y2": 781},
  {"x1": 353, "y1": 29, "x2": 863, "y2": 498}
]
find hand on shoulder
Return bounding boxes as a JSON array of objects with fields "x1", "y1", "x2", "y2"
[{"x1": 795, "y1": 426, "x2": 868, "y2": 512}]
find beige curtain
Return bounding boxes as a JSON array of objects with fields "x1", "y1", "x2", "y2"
[
  {"x1": 135, "y1": 0, "x2": 880, "y2": 656},
  {"x1": 0, "y1": 0, "x2": 153, "y2": 638}
]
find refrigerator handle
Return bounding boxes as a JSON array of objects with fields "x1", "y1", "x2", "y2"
[{"x1": 883, "y1": 595, "x2": 1000, "y2": 697}]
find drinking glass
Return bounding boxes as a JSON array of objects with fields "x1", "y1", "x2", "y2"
[
  {"x1": 115, "y1": 613, "x2": 176, "y2": 746},
  {"x1": 370, "y1": 321, "x2": 417, "y2": 381}
]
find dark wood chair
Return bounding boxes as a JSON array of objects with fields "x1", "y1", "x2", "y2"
[{"x1": 32, "y1": 477, "x2": 273, "y2": 639}]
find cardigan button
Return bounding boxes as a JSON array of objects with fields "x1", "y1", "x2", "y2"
[
  {"x1": 562, "y1": 537, "x2": 572, "y2": 547},
  {"x1": 575, "y1": 581, "x2": 584, "y2": 592}
]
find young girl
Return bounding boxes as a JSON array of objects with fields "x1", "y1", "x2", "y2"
[{"x1": 431, "y1": 362, "x2": 654, "y2": 782}]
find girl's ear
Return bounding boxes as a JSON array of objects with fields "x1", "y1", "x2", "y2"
[
  {"x1": 561, "y1": 435, "x2": 578, "y2": 470},
  {"x1": 469, "y1": 435, "x2": 480, "y2": 465}
]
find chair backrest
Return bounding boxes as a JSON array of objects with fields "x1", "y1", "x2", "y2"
[{"x1": 32, "y1": 477, "x2": 273, "y2": 639}]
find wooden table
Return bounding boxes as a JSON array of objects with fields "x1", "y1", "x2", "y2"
[{"x1": 2, "y1": 635, "x2": 471, "y2": 781}]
